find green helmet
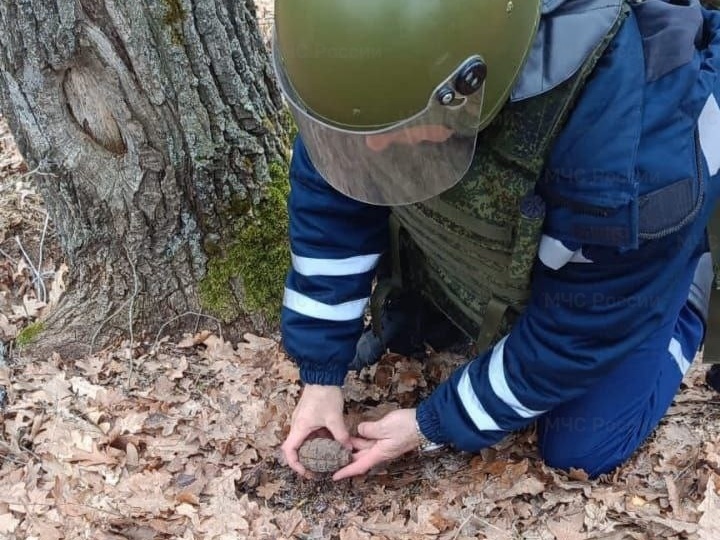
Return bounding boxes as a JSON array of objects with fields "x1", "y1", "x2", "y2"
[{"x1": 272, "y1": 0, "x2": 542, "y2": 205}]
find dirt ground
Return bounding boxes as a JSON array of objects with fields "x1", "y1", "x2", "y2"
[{"x1": 0, "y1": 3, "x2": 718, "y2": 537}]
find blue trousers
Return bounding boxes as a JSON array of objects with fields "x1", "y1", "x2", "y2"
[{"x1": 538, "y1": 273, "x2": 706, "y2": 477}]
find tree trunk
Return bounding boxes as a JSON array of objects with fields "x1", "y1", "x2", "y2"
[{"x1": 0, "y1": 0, "x2": 290, "y2": 358}]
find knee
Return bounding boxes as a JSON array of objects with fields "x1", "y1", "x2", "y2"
[
  {"x1": 539, "y1": 420, "x2": 640, "y2": 478},
  {"x1": 540, "y1": 442, "x2": 620, "y2": 478}
]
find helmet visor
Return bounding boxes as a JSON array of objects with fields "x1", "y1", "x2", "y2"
[{"x1": 273, "y1": 37, "x2": 485, "y2": 206}]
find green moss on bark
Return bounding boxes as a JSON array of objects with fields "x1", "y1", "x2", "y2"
[
  {"x1": 199, "y1": 161, "x2": 290, "y2": 323},
  {"x1": 16, "y1": 322, "x2": 45, "y2": 348},
  {"x1": 161, "y1": 0, "x2": 186, "y2": 45}
]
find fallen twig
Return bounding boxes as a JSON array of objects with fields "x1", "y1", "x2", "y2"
[
  {"x1": 124, "y1": 245, "x2": 140, "y2": 390},
  {"x1": 36, "y1": 212, "x2": 49, "y2": 299},
  {"x1": 14, "y1": 235, "x2": 46, "y2": 304}
]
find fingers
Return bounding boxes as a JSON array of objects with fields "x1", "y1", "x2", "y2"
[
  {"x1": 326, "y1": 417, "x2": 352, "y2": 449},
  {"x1": 281, "y1": 426, "x2": 312, "y2": 477},
  {"x1": 356, "y1": 420, "x2": 384, "y2": 440},
  {"x1": 350, "y1": 436, "x2": 374, "y2": 451},
  {"x1": 332, "y1": 447, "x2": 385, "y2": 481}
]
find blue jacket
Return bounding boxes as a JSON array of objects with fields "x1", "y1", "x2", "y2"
[{"x1": 280, "y1": 2, "x2": 720, "y2": 450}]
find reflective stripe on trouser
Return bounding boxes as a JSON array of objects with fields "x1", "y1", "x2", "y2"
[{"x1": 538, "y1": 291, "x2": 706, "y2": 478}]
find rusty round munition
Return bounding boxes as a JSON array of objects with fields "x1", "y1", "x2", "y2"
[{"x1": 298, "y1": 438, "x2": 352, "y2": 473}]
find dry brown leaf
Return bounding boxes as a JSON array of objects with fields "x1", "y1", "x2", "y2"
[
  {"x1": 428, "y1": 507, "x2": 456, "y2": 533},
  {"x1": 502, "y1": 458, "x2": 530, "y2": 482},
  {"x1": 256, "y1": 481, "x2": 282, "y2": 500},
  {"x1": 176, "y1": 491, "x2": 199, "y2": 505},
  {"x1": 395, "y1": 366, "x2": 424, "y2": 393},
  {"x1": 27, "y1": 520, "x2": 64, "y2": 540},
  {"x1": 198, "y1": 474, "x2": 252, "y2": 537},
  {"x1": 29, "y1": 372, "x2": 72, "y2": 403},
  {"x1": 74, "y1": 356, "x2": 107, "y2": 377},
  {"x1": 0, "y1": 513, "x2": 19, "y2": 534},
  {"x1": 664, "y1": 475, "x2": 685, "y2": 520},
  {"x1": 67, "y1": 444, "x2": 119, "y2": 466},
  {"x1": 12, "y1": 259, "x2": 29, "y2": 281},
  {"x1": 697, "y1": 474, "x2": 720, "y2": 539},
  {"x1": 373, "y1": 363, "x2": 395, "y2": 389},
  {"x1": 587, "y1": 488, "x2": 624, "y2": 512},
  {"x1": 339, "y1": 526, "x2": 373, "y2": 540},
  {"x1": 177, "y1": 330, "x2": 213, "y2": 348},
  {"x1": 125, "y1": 441, "x2": 139, "y2": 468},
  {"x1": 0, "y1": 313, "x2": 17, "y2": 338},
  {"x1": 0, "y1": 367, "x2": 10, "y2": 387},
  {"x1": 475, "y1": 458, "x2": 513, "y2": 476},
  {"x1": 547, "y1": 511, "x2": 586, "y2": 540},
  {"x1": 274, "y1": 359, "x2": 300, "y2": 383},
  {"x1": 583, "y1": 502, "x2": 609, "y2": 533},
  {"x1": 347, "y1": 518, "x2": 408, "y2": 536},
  {"x1": 501, "y1": 476, "x2": 545, "y2": 499},
  {"x1": 175, "y1": 502, "x2": 200, "y2": 529},
  {"x1": 274, "y1": 508, "x2": 307, "y2": 538},
  {"x1": 237, "y1": 333, "x2": 276, "y2": 358},
  {"x1": 22, "y1": 293, "x2": 46, "y2": 318},
  {"x1": 151, "y1": 375, "x2": 190, "y2": 403},
  {"x1": 46, "y1": 263, "x2": 67, "y2": 309},
  {"x1": 547, "y1": 469, "x2": 588, "y2": 492},
  {"x1": 166, "y1": 356, "x2": 188, "y2": 380},
  {"x1": 142, "y1": 412, "x2": 178, "y2": 436},
  {"x1": 568, "y1": 468, "x2": 589, "y2": 481},
  {"x1": 542, "y1": 490, "x2": 581, "y2": 511},
  {"x1": 70, "y1": 376, "x2": 105, "y2": 399},
  {"x1": 408, "y1": 501, "x2": 442, "y2": 535},
  {"x1": 203, "y1": 334, "x2": 238, "y2": 362},
  {"x1": 704, "y1": 441, "x2": 720, "y2": 469},
  {"x1": 234, "y1": 447, "x2": 259, "y2": 467},
  {"x1": 523, "y1": 528, "x2": 555, "y2": 540},
  {"x1": 589, "y1": 534, "x2": 641, "y2": 540},
  {"x1": 144, "y1": 436, "x2": 200, "y2": 461},
  {"x1": 124, "y1": 492, "x2": 175, "y2": 515},
  {"x1": 628, "y1": 513, "x2": 698, "y2": 534},
  {"x1": 117, "y1": 411, "x2": 149, "y2": 435},
  {"x1": 116, "y1": 470, "x2": 175, "y2": 516},
  {"x1": 476, "y1": 520, "x2": 516, "y2": 540}
]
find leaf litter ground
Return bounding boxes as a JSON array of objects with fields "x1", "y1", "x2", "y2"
[{"x1": 1, "y1": 113, "x2": 720, "y2": 539}]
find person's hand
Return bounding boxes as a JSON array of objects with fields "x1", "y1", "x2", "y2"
[
  {"x1": 332, "y1": 408, "x2": 420, "y2": 481},
  {"x1": 281, "y1": 384, "x2": 351, "y2": 478}
]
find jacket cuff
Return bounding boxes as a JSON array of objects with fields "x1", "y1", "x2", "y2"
[
  {"x1": 299, "y1": 365, "x2": 348, "y2": 386},
  {"x1": 416, "y1": 399, "x2": 450, "y2": 445}
]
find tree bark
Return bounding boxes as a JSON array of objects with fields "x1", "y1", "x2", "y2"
[{"x1": 0, "y1": 0, "x2": 289, "y2": 357}]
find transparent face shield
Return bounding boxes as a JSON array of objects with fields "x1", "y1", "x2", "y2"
[{"x1": 272, "y1": 37, "x2": 487, "y2": 206}]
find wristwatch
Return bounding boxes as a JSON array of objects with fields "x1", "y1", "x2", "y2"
[{"x1": 415, "y1": 419, "x2": 446, "y2": 453}]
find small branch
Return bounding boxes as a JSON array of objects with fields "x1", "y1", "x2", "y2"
[
  {"x1": 450, "y1": 512, "x2": 475, "y2": 540},
  {"x1": 124, "y1": 245, "x2": 140, "y2": 390},
  {"x1": 13, "y1": 164, "x2": 57, "y2": 183},
  {"x1": 14, "y1": 235, "x2": 46, "y2": 304},
  {"x1": 89, "y1": 298, "x2": 130, "y2": 354},
  {"x1": 36, "y1": 212, "x2": 50, "y2": 299},
  {"x1": 0, "y1": 453, "x2": 27, "y2": 466}
]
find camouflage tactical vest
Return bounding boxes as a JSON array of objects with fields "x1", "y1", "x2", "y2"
[{"x1": 372, "y1": 5, "x2": 630, "y2": 352}]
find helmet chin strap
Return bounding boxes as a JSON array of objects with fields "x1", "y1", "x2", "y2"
[{"x1": 364, "y1": 124, "x2": 455, "y2": 152}]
